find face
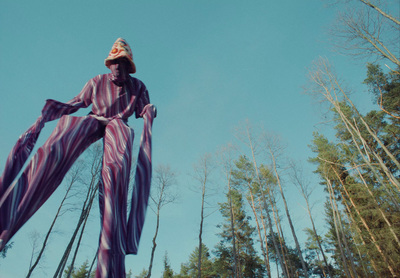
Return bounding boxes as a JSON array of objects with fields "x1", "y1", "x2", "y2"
[{"x1": 109, "y1": 58, "x2": 129, "y2": 78}]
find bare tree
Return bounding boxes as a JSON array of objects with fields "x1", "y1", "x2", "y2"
[
  {"x1": 216, "y1": 144, "x2": 239, "y2": 278},
  {"x1": 54, "y1": 143, "x2": 103, "y2": 278},
  {"x1": 325, "y1": 177, "x2": 354, "y2": 278},
  {"x1": 146, "y1": 164, "x2": 177, "y2": 278},
  {"x1": 289, "y1": 161, "x2": 332, "y2": 278},
  {"x1": 234, "y1": 122, "x2": 283, "y2": 278},
  {"x1": 262, "y1": 133, "x2": 309, "y2": 278},
  {"x1": 308, "y1": 58, "x2": 400, "y2": 198},
  {"x1": 26, "y1": 160, "x2": 85, "y2": 278},
  {"x1": 357, "y1": 0, "x2": 400, "y2": 25},
  {"x1": 27, "y1": 230, "x2": 41, "y2": 274},
  {"x1": 329, "y1": 0, "x2": 400, "y2": 66},
  {"x1": 192, "y1": 154, "x2": 215, "y2": 278}
]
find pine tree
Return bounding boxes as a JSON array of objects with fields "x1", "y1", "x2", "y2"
[
  {"x1": 231, "y1": 155, "x2": 271, "y2": 275},
  {"x1": 266, "y1": 232, "x2": 305, "y2": 278},
  {"x1": 304, "y1": 228, "x2": 335, "y2": 277},
  {"x1": 214, "y1": 189, "x2": 265, "y2": 278},
  {"x1": 163, "y1": 252, "x2": 175, "y2": 278},
  {"x1": 63, "y1": 260, "x2": 94, "y2": 278},
  {"x1": 308, "y1": 58, "x2": 400, "y2": 274},
  {"x1": 178, "y1": 244, "x2": 216, "y2": 278},
  {"x1": 135, "y1": 268, "x2": 148, "y2": 278}
]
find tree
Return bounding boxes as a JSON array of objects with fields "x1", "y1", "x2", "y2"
[
  {"x1": 364, "y1": 63, "x2": 400, "y2": 119},
  {"x1": 26, "y1": 160, "x2": 86, "y2": 278},
  {"x1": 63, "y1": 260, "x2": 94, "y2": 278},
  {"x1": 178, "y1": 244, "x2": 216, "y2": 278},
  {"x1": 329, "y1": 0, "x2": 400, "y2": 67},
  {"x1": 163, "y1": 251, "x2": 175, "y2": 278},
  {"x1": 55, "y1": 143, "x2": 103, "y2": 278},
  {"x1": 147, "y1": 165, "x2": 178, "y2": 278},
  {"x1": 262, "y1": 132, "x2": 309, "y2": 277},
  {"x1": 304, "y1": 228, "x2": 335, "y2": 277},
  {"x1": 214, "y1": 189, "x2": 265, "y2": 278},
  {"x1": 27, "y1": 230, "x2": 41, "y2": 275},
  {"x1": 192, "y1": 154, "x2": 215, "y2": 278},
  {"x1": 266, "y1": 232, "x2": 305, "y2": 278},
  {"x1": 307, "y1": 58, "x2": 400, "y2": 276},
  {"x1": 135, "y1": 269, "x2": 148, "y2": 278},
  {"x1": 216, "y1": 144, "x2": 239, "y2": 277},
  {"x1": 231, "y1": 155, "x2": 271, "y2": 277},
  {"x1": 290, "y1": 161, "x2": 332, "y2": 277}
]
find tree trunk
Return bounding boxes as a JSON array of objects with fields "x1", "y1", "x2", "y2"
[
  {"x1": 54, "y1": 145, "x2": 102, "y2": 278},
  {"x1": 268, "y1": 191, "x2": 289, "y2": 278},
  {"x1": 258, "y1": 199, "x2": 272, "y2": 278},
  {"x1": 147, "y1": 165, "x2": 177, "y2": 278},
  {"x1": 197, "y1": 180, "x2": 205, "y2": 278},
  {"x1": 358, "y1": 0, "x2": 400, "y2": 26},
  {"x1": 87, "y1": 248, "x2": 98, "y2": 278},
  {"x1": 291, "y1": 164, "x2": 332, "y2": 278},
  {"x1": 217, "y1": 147, "x2": 238, "y2": 278},
  {"x1": 243, "y1": 124, "x2": 272, "y2": 278},
  {"x1": 269, "y1": 149, "x2": 309, "y2": 277},
  {"x1": 245, "y1": 189, "x2": 269, "y2": 274},
  {"x1": 26, "y1": 175, "x2": 76, "y2": 278},
  {"x1": 228, "y1": 186, "x2": 238, "y2": 278},
  {"x1": 66, "y1": 183, "x2": 98, "y2": 278},
  {"x1": 331, "y1": 168, "x2": 397, "y2": 276},
  {"x1": 54, "y1": 181, "x2": 96, "y2": 278},
  {"x1": 354, "y1": 164, "x2": 400, "y2": 247},
  {"x1": 147, "y1": 199, "x2": 162, "y2": 278},
  {"x1": 326, "y1": 179, "x2": 353, "y2": 278},
  {"x1": 327, "y1": 179, "x2": 358, "y2": 278}
]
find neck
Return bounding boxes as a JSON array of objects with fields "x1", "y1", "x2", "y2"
[{"x1": 111, "y1": 73, "x2": 128, "y2": 85}]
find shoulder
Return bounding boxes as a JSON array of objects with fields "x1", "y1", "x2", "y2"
[
  {"x1": 97, "y1": 74, "x2": 110, "y2": 82},
  {"x1": 84, "y1": 74, "x2": 105, "y2": 84},
  {"x1": 129, "y1": 76, "x2": 147, "y2": 90},
  {"x1": 88, "y1": 74, "x2": 111, "y2": 87}
]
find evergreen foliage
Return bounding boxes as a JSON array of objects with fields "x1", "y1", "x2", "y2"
[
  {"x1": 3, "y1": 2, "x2": 399, "y2": 277},
  {"x1": 214, "y1": 189, "x2": 265, "y2": 278},
  {"x1": 63, "y1": 260, "x2": 94, "y2": 278},
  {"x1": 134, "y1": 268, "x2": 148, "y2": 278},
  {"x1": 309, "y1": 63, "x2": 400, "y2": 276},
  {"x1": 163, "y1": 252, "x2": 175, "y2": 278},
  {"x1": 177, "y1": 244, "x2": 216, "y2": 278}
]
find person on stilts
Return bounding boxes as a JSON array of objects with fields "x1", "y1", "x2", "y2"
[{"x1": 0, "y1": 38, "x2": 156, "y2": 278}]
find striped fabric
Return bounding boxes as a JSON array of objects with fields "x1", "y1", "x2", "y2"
[
  {"x1": 0, "y1": 74, "x2": 155, "y2": 278},
  {"x1": 0, "y1": 116, "x2": 45, "y2": 199},
  {"x1": 127, "y1": 104, "x2": 156, "y2": 255}
]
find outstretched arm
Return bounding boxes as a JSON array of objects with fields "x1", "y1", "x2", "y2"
[{"x1": 41, "y1": 78, "x2": 95, "y2": 122}]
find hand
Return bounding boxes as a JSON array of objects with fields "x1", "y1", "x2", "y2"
[
  {"x1": 152, "y1": 105, "x2": 157, "y2": 118},
  {"x1": 140, "y1": 104, "x2": 157, "y2": 118}
]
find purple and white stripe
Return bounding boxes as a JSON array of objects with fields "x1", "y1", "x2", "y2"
[
  {"x1": 0, "y1": 74, "x2": 155, "y2": 277},
  {"x1": 127, "y1": 104, "x2": 156, "y2": 255}
]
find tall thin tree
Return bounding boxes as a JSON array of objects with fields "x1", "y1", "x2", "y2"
[
  {"x1": 146, "y1": 165, "x2": 177, "y2": 278},
  {"x1": 192, "y1": 154, "x2": 214, "y2": 278}
]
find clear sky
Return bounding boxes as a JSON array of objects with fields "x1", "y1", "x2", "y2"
[{"x1": 0, "y1": 1, "x2": 380, "y2": 277}]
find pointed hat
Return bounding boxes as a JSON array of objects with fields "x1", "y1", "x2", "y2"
[{"x1": 105, "y1": 38, "x2": 136, "y2": 74}]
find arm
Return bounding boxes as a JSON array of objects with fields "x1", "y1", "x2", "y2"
[
  {"x1": 135, "y1": 82, "x2": 157, "y2": 118},
  {"x1": 41, "y1": 77, "x2": 95, "y2": 122}
]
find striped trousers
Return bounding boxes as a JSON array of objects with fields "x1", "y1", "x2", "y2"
[{"x1": 0, "y1": 104, "x2": 155, "y2": 278}]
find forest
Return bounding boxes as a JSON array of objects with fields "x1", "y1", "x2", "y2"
[{"x1": 1, "y1": 0, "x2": 399, "y2": 277}]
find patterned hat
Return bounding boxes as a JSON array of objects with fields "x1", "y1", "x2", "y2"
[{"x1": 105, "y1": 38, "x2": 136, "y2": 73}]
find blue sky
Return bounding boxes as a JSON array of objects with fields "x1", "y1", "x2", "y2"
[{"x1": 0, "y1": 1, "x2": 382, "y2": 277}]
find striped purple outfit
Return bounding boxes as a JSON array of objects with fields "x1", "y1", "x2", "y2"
[{"x1": 0, "y1": 73, "x2": 156, "y2": 278}]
